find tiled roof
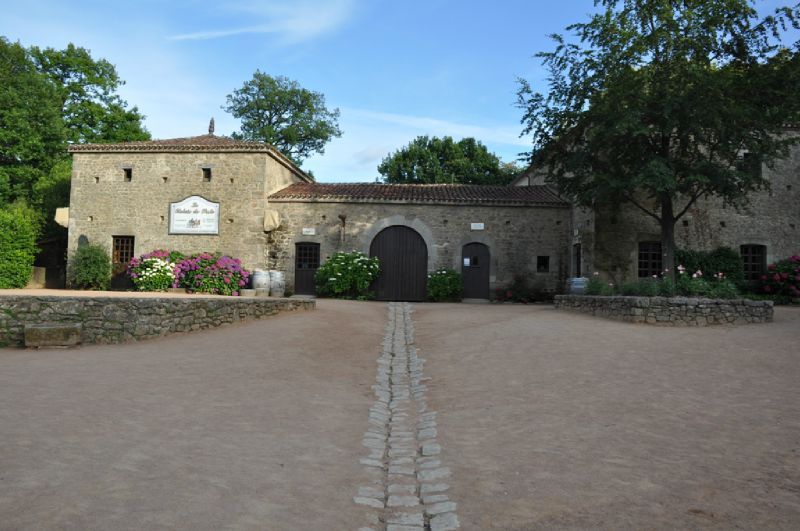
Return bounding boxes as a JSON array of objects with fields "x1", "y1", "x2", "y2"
[
  {"x1": 268, "y1": 183, "x2": 568, "y2": 206},
  {"x1": 68, "y1": 134, "x2": 272, "y2": 152},
  {"x1": 68, "y1": 134, "x2": 313, "y2": 182}
]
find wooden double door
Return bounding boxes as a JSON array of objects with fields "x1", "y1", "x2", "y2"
[{"x1": 370, "y1": 226, "x2": 428, "y2": 301}]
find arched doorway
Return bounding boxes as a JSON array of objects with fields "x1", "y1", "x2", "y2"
[
  {"x1": 462, "y1": 242, "x2": 490, "y2": 299},
  {"x1": 370, "y1": 225, "x2": 428, "y2": 301}
]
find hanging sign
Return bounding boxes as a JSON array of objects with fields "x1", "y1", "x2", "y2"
[{"x1": 169, "y1": 196, "x2": 220, "y2": 235}]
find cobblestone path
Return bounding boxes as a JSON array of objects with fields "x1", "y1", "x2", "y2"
[{"x1": 354, "y1": 303, "x2": 459, "y2": 531}]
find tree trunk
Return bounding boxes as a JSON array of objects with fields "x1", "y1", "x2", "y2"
[{"x1": 660, "y1": 194, "x2": 676, "y2": 281}]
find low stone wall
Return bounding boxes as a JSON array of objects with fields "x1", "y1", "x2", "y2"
[
  {"x1": 0, "y1": 295, "x2": 314, "y2": 347},
  {"x1": 554, "y1": 295, "x2": 773, "y2": 326}
]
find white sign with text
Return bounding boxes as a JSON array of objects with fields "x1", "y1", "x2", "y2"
[{"x1": 169, "y1": 196, "x2": 220, "y2": 235}]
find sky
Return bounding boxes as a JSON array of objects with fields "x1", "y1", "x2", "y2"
[{"x1": 1, "y1": 1, "x2": 796, "y2": 182}]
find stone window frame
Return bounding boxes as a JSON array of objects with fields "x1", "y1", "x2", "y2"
[
  {"x1": 122, "y1": 167, "x2": 132, "y2": 182},
  {"x1": 202, "y1": 167, "x2": 212, "y2": 182},
  {"x1": 637, "y1": 241, "x2": 662, "y2": 278},
  {"x1": 740, "y1": 244, "x2": 767, "y2": 281}
]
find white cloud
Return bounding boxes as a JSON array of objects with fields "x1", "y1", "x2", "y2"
[
  {"x1": 168, "y1": 0, "x2": 356, "y2": 44},
  {"x1": 303, "y1": 107, "x2": 530, "y2": 183}
]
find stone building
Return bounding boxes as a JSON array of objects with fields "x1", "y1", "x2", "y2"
[
  {"x1": 67, "y1": 134, "x2": 569, "y2": 299},
  {"x1": 513, "y1": 131, "x2": 800, "y2": 284}
]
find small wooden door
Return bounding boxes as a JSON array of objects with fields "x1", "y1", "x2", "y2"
[
  {"x1": 461, "y1": 242, "x2": 490, "y2": 299},
  {"x1": 110, "y1": 235, "x2": 134, "y2": 290},
  {"x1": 295, "y1": 243, "x2": 320, "y2": 295},
  {"x1": 370, "y1": 226, "x2": 428, "y2": 301}
]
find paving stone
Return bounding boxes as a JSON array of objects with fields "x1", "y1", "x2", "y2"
[
  {"x1": 418, "y1": 427, "x2": 437, "y2": 440},
  {"x1": 426, "y1": 501, "x2": 457, "y2": 515},
  {"x1": 386, "y1": 525, "x2": 423, "y2": 531},
  {"x1": 388, "y1": 465, "x2": 415, "y2": 475},
  {"x1": 421, "y1": 443, "x2": 441, "y2": 456},
  {"x1": 386, "y1": 512, "x2": 425, "y2": 526},
  {"x1": 358, "y1": 486, "x2": 385, "y2": 499},
  {"x1": 388, "y1": 484, "x2": 417, "y2": 495},
  {"x1": 354, "y1": 496, "x2": 384, "y2": 509},
  {"x1": 419, "y1": 459, "x2": 441, "y2": 469},
  {"x1": 420, "y1": 483, "x2": 450, "y2": 495},
  {"x1": 430, "y1": 512, "x2": 460, "y2": 531},
  {"x1": 359, "y1": 458, "x2": 384, "y2": 468},
  {"x1": 419, "y1": 468, "x2": 451, "y2": 481},
  {"x1": 422, "y1": 494, "x2": 450, "y2": 504},
  {"x1": 387, "y1": 495, "x2": 420, "y2": 508},
  {"x1": 390, "y1": 457, "x2": 413, "y2": 466}
]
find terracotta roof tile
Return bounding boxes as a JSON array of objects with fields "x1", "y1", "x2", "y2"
[
  {"x1": 268, "y1": 182, "x2": 568, "y2": 206},
  {"x1": 68, "y1": 134, "x2": 271, "y2": 152}
]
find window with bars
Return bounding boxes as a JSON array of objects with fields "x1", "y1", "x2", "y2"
[
  {"x1": 740, "y1": 244, "x2": 766, "y2": 281},
  {"x1": 295, "y1": 243, "x2": 320, "y2": 270},
  {"x1": 112, "y1": 236, "x2": 135, "y2": 268},
  {"x1": 638, "y1": 241, "x2": 662, "y2": 277}
]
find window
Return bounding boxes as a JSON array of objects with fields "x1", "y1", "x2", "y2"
[
  {"x1": 123, "y1": 168, "x2": 132, "y2": 182},
  {"x1": 573, "y1": 243, "x2": 582, "y2": 277},
  {"x1": 737, "y1": 152, "x2": 762, "y2": 178},
  {"x1": 202, "y1": 167, "x2": 212, "y2": 182},
  {"x1": 638, "y1": 241, "x2": 662, "y2": 278},
  {"x1": 537, "y1": 256, "x2": 550, "y2": 273},
  {"x1": 112, "y1": 236, "x2": 135, "y2": 273},
  {"x1": 740, "y1": 244, "x2": 766, "y2": 281}
]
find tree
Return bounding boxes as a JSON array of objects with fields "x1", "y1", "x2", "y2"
[
  {"x1": 378, "y1": 136, "x2": 517, "y2": 185},
  {"x1": 223, "y1": 71, "x2": 342, "y2": 164},
  {"x1": 0, "y1": 38, "x2": 64, "y2": 206},
  {"x1": 517, "y1": 0, "x2": 800, "y2": 279},
  {"x1": 30, "y1": 43, "x2": 150, "y2": 144}
]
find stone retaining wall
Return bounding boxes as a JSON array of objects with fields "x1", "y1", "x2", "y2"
[
  {"x1": 554, "y1": 295, "x2": 773, "y2": 326},
  {"x1": 0, "y1": 296, "x2": 314, "y2": 347}
]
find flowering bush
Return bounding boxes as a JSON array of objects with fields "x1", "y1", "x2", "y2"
[
  {"x1": 427, "y1": 269, "x2": 462, "y2": 302},
  {"x1": 758, "y1": 255, "x2": 800, "y2": 300},
  {"x1": 127, "y1": 250, "x2": 179, "y2": 291},
  {"x1": 584, "y1": 268, "x2": 740, "y2": 299},
  {"x1": 174, "y1": 252, "x2": 250, "y2": 296},
  {"x1": 314, "y1": 251, "x2": 380, "y2": 299}
]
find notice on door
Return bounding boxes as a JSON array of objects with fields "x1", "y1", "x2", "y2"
[{"x1": 169, "y1": 196, "x2": 220, "y2": 235}]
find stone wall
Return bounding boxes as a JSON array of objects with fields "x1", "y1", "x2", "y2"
[
  {"x1": 268, "y1": 201, "x2": 571, "y2": 294},
  {"x1": 554, "y1": 294, "x2": 773, "y2": 326},
  {"x1": 68, "y1": 150, "x2": 304, "y2": 275},
  {"x1": 590, "y1": 135, "x2": 800, "y2": 283},
  {"x1": 0, "y1": 295, "x2": 314, "y2": 347}
]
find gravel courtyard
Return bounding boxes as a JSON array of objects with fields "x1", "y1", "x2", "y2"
[{"x1": 1, "y1": 299, "x2": 798, "y2": 530}]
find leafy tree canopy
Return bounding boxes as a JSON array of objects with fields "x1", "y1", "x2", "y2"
[
  {"x1": 30, "y1": 43, "x2": 150, "y2": 144},
  {"x1": 517, "y1": 0, "x2": 800, "y2": 277},
  {"x1": 223, "y1": 71, "x2": 342, "y2": 164},
  {"x1": 378, "y1": 136, "x2": 518, "y2": 185},
  {"x1": 1, "y1": 37, "x2": 150, "y2": 241}
]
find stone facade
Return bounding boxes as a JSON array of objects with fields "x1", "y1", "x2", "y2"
[
  {"x1": 0, "y1": 295, "x2": 314, "y2": 347},
  {"x1": 67, "y1": 136, "x2": 309, "y2": 276},
  {"x1": 267, "y1": 200, "x2": 570, "y2": 294},
  {"x1": 515, "y1": 134, "x2": 800, "y2": 282},
  {"x1": 554, "y1": 294, "x2": 773, "y2": 326}
]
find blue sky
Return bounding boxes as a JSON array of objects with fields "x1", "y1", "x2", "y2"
[{"x1": 1, "y1": 1, "x2": 796, "y2": 182}]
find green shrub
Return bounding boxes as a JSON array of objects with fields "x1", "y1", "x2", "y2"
[
  {"x1": 314, "y1": 251, "x2": 380, "y2": 299},
  {"x1": 427, "y1": 269, "x2": 462, "y2": 301},
  {"x1": 675, "y1": 247, "x2": 745, "y2": 286},
  {"x1": 658, "y1": 276, "x2": 676, "y2": 297},
  {"x1": 707, "y1": 279, "x2": 740, "y2": 299},
  {"x1": 69, "y1": 244, "x2": 111, "y2": 290},
  {"x1": 0, "y1": 203, "x2": 39, "y2": 288},
  {"x1": 585, "y1": 274, "x2": 614, "y2": 295}
]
